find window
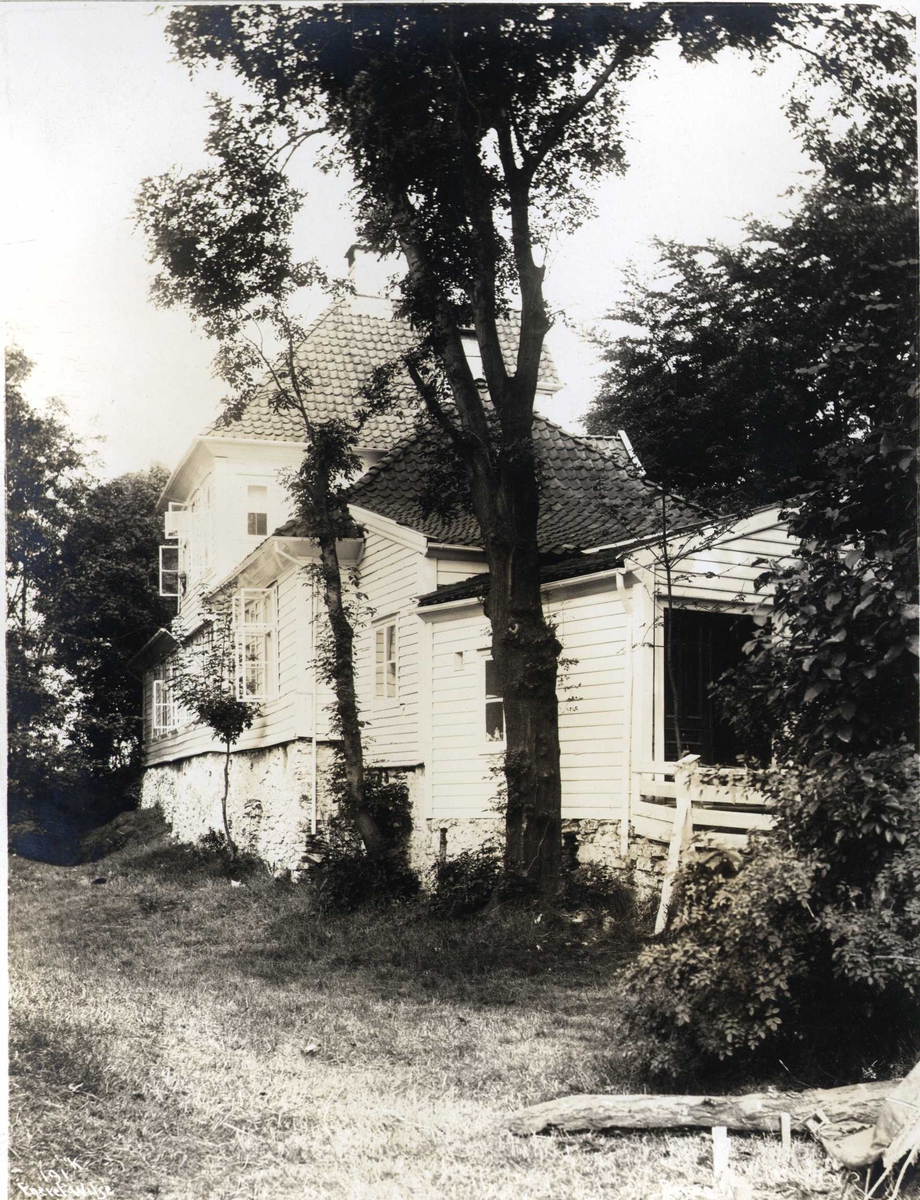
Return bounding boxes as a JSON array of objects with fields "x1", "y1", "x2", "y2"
[
  {"x1": 663, "y1": 608, "x2": 769, "y2": 766},
  {"x1": 375, "y1": 621, "x2": 398, "y2": 700},
  {"x1": 159, "y1": 544, "x2": 181, "y2": 598},
  {"x1": 484, "y1": 658, "x2": 505, "y2": 745},
  {"x1": 152, "y1": 666, "x2": 186, "y2": 736},
  {"x1": 235, "y1": 587, "x2": 277, "y2": 700},
  {"x1": 247, "y1": 485, "x2": 268, "y2": 537}
]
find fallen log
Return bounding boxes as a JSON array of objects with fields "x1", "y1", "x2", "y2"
[{"x1": 507, "y1": 1080, "x2": 896, "y2": 1137}]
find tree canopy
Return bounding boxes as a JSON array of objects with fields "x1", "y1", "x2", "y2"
[
  {"x1": 6, "y1": 352, "x2": 174, "y2": 854},
  {"x1": 42, "y1": 467, "x2": 175, "y2": 792},
  {"x1": 586, "y1": 41, "x2": 916, "y2": 511},
  {"x1": 140, "y1": 2, "x2": 856, "y2": 896}
]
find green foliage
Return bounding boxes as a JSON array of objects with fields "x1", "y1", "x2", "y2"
[
  {"x1": 622, "y1": 749, "x2": 920, "y2": 1083},
  {"x1": 6, "y1": 349, "x2": 89, "y2": 845},
  {"x1": 172, "y1": 613, "x2": 262, "y2": 747},
  {"x1": 586, "y1": 9, "x2": 915, "y2": 511},
  {"x1": 42, "y1": 467, "x2": 174, "y2": 796},
  {"x1": 608, "y1": 28, "x2": 918, "y2": 1081},
  {"x1": 587, "y1": 194, "x2": 916, "y2": 513},
  {"x1": 6, "y1": 353, "x2": 174, "y2": 853},
  {"x1": 560, "y1": 861, "x2": 637, "y2": 921},
  {"x1": 428, "y1": 843, "x2": 504, "y2": 919},
  {"x1": 310, "y1": 764, "x2": 420, "y2": 912}
]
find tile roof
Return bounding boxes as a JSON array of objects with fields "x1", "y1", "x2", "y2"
[
  {"x1": 418, "y1": 547, "x2": 628, "y2": 607},
  {"x1": 348, "y1": 414, "x2": 695, "y2": 554},
  {"x1": 201, "y1": 295, "x2": 561, "y2": 448},
  {"x1": 272, "y1": 514, "x2": 363, "y2": 540}
]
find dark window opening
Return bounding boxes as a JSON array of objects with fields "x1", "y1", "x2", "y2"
[
  {"x1": 247, "y1": 511, "x2": 268, "y2": 536},
  {"x1": 663, "y1": 608, "x2": 769, "y2": 766}
]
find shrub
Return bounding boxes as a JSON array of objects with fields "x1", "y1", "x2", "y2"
[
  {"x1": 620, "y1": 748, "x2": 920, "y2": 1084},
  {"x1": 560, "y1": 860, "x2": 637, "y2": 921},
  {"x1": 311, "y1": 850, "x2": 420, "y2": 913},
  {"x1": 428, "y1": 843, "x2": 504, "y2": 918},
  {"x1": 310, "y1": 764, "x2": 420, "y2": 911}
]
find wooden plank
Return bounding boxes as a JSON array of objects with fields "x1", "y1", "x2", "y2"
[{"x1": 654, "y1": 758, "x2": 696, "y2": 934}]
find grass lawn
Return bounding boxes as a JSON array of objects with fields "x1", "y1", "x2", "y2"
[{"x1": 10, "y1": 811, "x2": 859, "y2": 1200}]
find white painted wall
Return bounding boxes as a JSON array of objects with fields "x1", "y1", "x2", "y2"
[
  {"x1": 420, "y1": 575, "x2": 633, "y2": 825},
  {"x1": 144, "y1": 561, "x2": 314, "y2": 765}
]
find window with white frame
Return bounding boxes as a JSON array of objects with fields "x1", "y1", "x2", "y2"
[
  {"x1": 374, "y1": 620, "x2": 398, "y2": 700},
  {"x1": 151, "y1": 665, "x2": 186, "y2": 736},
  {"x1": 247, "y1": 485, "x2": 269, "y2": 537},
  {"x1": 235, "y1": 587, "x2": 277, "y2": 700},
  {"x1": 484, "y1": 657, "x2": 505, "y2": 745}
]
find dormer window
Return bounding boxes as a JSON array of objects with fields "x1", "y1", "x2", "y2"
[{"x1": 247, "y1": 485, "x2": 268, "y2": 537}]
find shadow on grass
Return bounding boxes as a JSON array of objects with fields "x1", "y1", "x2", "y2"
[{"x1": 21, "y1": 807, "x2": 649, "y2": 1018}]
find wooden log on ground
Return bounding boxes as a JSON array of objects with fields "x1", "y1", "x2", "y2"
[{"x1": 506, "y1": 1080, "x2": 896, "y2": 1136}]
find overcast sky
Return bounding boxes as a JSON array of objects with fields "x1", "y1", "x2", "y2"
[{"x1": 2, "y1": 3, "x2": 817, "y2": 480}]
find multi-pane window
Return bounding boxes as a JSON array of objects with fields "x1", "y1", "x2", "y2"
[
  {"x1": 247, "y1": 485, "x2": 269, "y2": 537},
  {"x1": 484, "y1": 658, "x2": 505, "y2": 744},
  {"x1": 235, "y1": 587, "x2": 277, "y2": 700},
  {"x1": 375, "y1": 621, "x2": 398, "y2": 700},
  {"x1": 151, "y1": 666, "x2": 186, "y2": 736},
  {"x1": 158, "y1": 544, "x2": 181, "y2": 598}
]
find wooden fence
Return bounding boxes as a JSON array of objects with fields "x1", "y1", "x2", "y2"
[{"x1": 631, "y1": 756, "x2": 772, "y2": 848}]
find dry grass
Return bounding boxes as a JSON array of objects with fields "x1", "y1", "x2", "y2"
[{"x1": 10, "y1": 811, "x2": 863, "y2": 1199}]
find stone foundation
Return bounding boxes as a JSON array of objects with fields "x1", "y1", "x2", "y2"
[
  {"x1": 140, "y1": 739, "x2": 340, "y2": 870},
  {"x1": 412, "y1": 815, "x2": 669, "y2": 896},
  {"x1": 142, "y1": 745, "x2": 669, "y2": 893}
]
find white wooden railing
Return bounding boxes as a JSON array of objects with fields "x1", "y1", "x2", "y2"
[{"x1": 631, "y1": 755, "x2": 772, "y2": 849}]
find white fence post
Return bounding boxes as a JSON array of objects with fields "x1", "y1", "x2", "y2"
[{"x1": 654, "y1": 753, "x2": 700, "y2": 935}]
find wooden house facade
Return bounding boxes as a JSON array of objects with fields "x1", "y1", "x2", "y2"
[{"x1": 135, "y1": 294, "x2": 797, "y2": 878}]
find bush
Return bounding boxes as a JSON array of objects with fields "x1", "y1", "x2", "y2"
[
  {"x1": 620, "y1": 748, "x2": 920, "y2": 1084},
  {"x1": 310, "y1": 764, "x2": 420, "y2": 912},
  {"x1": 428, "y1": 843, "x2": 503, "y2": 918},
  {"x1": 311, "y1": 850, "x2": 420, "y2": 913},
  {"x1": 560, "y1": 860, "x2": 638, "y2": 921}
]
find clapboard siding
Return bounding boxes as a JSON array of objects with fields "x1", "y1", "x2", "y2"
[
  {"x1": 644, "y1": 513, "x2": 799, "y2": 605},
  {"x1": 143, "y1": 564, "x2": 313, "y2": 766},
  {"x1": 436, "y1": 558, "x2": 487, "y2": 588},
  {"x1": 425, "y1": 585, "x2": 631, "y2": 821},
  {"x1": 355, "y1": 529, "x2": 427, "y2": 766}
]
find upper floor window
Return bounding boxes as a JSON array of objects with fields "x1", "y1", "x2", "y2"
[
  {"x1": 159, "y1": 544, "x2": 182, "y2": 599},
  {"x1": 484, "y1": 657, "x2": 505, "y2": 745},
  {"x1": 663, "y1": 608, "x2": 769, "y2": 766},
  {"x1": 235, "y1": 586, "x2": 277, "y2": 700},
  {"x1": 375, "y1": 620, "x2": 398, "y2": 700},
  {"x1": 247, "y1": 485, "x2": 268, "y2": 537}
]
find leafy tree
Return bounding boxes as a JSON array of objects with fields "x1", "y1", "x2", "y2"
[
  {"x1": 172, "y1": 612, "x2": 262, "y2": 859},
  {"x1": 38, "y1": 467, "x2": 175, "y2": 810},
  {"x1": 140, "y1": 2, "x2": 850, "y2": 898},
  {"x1": 586, "y1": 192, "x2": 915, "y2": 513},
  {"x1": 614, "y1": 20, "x2": 919, "y2": 1080},
  {"x1": 5, "y1": 349, "x2": 89, "y2": 839}
]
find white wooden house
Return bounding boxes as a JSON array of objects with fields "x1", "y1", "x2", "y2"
[{"x1": 135, "y1": 292, "x2": 797, "y2": 877}]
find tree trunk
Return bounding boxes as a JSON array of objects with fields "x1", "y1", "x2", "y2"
[
  {"x1": 484, "y1": 528, "x2": 563, "y2": 900},
  {"x1": 315, "y1": 527, "x2": 388, "y2": 861},
  {"x1": 221, "y1": 739, "x2": 237, "y2": 859},
  {"x1": 506, "y1": 1080, "x2": 897, "y2": 1136},
  {"x1": 397, "y1": 208, "x2": 564, "y2": 899}
]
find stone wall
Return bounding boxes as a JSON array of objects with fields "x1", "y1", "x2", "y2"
[
  {"x1": 142, "y1": 744, "x2": 670, "y2": 893},
  {"x1": 140, "y1": 739, "x2": 339, "y2": 870},
  {"x1": 410, "y1": 813, "x2": 669, "y2": 896}
]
